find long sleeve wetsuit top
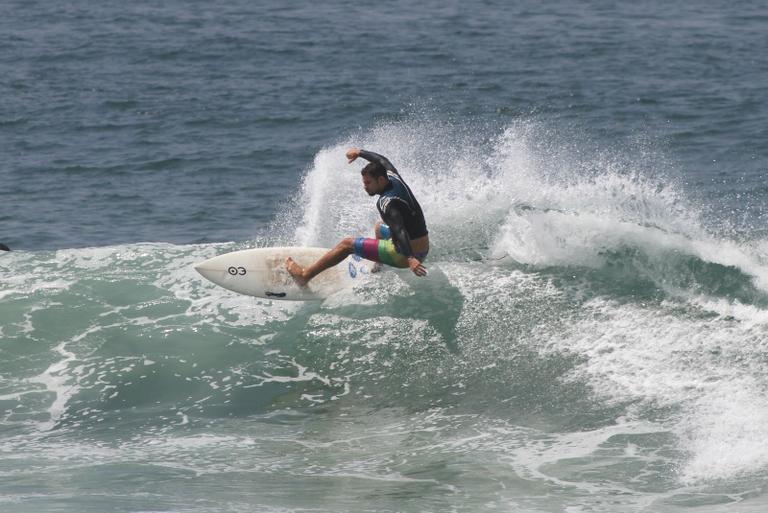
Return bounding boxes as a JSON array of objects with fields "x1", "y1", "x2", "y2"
[{"x1": 358, "y1": 150, "x2": 428, "y2": 258}]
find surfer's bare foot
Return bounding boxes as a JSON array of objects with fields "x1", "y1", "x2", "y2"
[
  {"x1": 370, "y1": 262, "x2": 383, "y2": 273},
  {"x1": 285, "y1": 257, "x2": 309, "y2": 285}
]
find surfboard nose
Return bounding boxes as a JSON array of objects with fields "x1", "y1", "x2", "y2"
[
  {"x1": 194, "y1": 264, "x2": 215, "y2": 280},
  {"x1": 194, "y1": 257, "x2": 219, "y2": 281}
]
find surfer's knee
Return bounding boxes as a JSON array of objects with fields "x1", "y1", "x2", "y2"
[
  {"x1": 338, "y1": 237, "x2": 355, "y2": 254},
  {"x1": 375, "y1": 223, "x2": 391, "y2": 240}
]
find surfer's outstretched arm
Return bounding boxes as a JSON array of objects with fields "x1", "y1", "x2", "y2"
[{"x1": 346, "y1": 148, "x2": 400, "y2": 176}]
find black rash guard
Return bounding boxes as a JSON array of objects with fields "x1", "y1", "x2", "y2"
[{"x1": 359, "y1": 150, "x2": 428, "y2": 258}]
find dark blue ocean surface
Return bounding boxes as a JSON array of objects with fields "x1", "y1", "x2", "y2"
[
  {"x1": 2, "y1": 0, "x2": 766, "y2": 250},
  {"x1": 4, "y1": 2, "x2": 768, "y2": 513}
]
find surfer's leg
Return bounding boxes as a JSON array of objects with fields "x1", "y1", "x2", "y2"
[
  {"x1": 286, "y1": 238, "x2": 355, "y2": 285},
  {"x1": 375, "y1": 222, "x2": 391, "y2": 240},
  {"x1": 353, "y1": 238, "x2": 409, "y2": 269},
  {"x1": 372, "y1": 224, "x2": 390, "y2": 272}
]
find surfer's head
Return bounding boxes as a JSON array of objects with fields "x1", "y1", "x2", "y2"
[{"x1": 361, "y1": 162, "x2": 389, "y2": 196}]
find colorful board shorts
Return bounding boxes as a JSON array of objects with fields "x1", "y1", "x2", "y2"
[{"x1": 353, "y1": 224, "x2": 428, "y2": 268}]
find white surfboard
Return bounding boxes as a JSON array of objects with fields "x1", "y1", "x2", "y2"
[{"x1": 195, "y1": 247, "x2": 371, "y2": 301}]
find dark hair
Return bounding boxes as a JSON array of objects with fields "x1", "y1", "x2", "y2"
[{"x1": 361, "y1": 161, "x2": 387, "y2": 179}]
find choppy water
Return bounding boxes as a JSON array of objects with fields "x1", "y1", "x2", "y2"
[{"x1": 3, "y1": 1, "x2": 768, "y2": 512}]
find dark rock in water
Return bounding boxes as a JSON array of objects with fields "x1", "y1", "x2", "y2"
[{"x1": 0, "y1": 243, "x2": 10, "y2": 251}]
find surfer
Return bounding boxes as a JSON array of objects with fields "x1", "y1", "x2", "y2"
[{"x1": 286, "y1": 148, "x2": 429, "y2": 285}]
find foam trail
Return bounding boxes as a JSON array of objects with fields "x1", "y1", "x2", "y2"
[{"x1": 30, "y1": 341, "x2": 80, "y2": 431}]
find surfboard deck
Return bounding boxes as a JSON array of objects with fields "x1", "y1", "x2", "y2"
[{"x1": 195, "y1": 247, "x2": 371, "y2": 301}]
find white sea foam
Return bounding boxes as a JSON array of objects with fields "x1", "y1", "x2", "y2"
[
  {"x1": 542, "y1": 297, "x2": 768, "y2": 483},
  {"x1": 294, "y1": 119, "x2": 768, "y2": 299},
  {"x1": 0, "y1": 250, "x2": 75, "y2": 300},
  {"x1": 29, "y1": 341, "x2": 80, "y2": 431}
]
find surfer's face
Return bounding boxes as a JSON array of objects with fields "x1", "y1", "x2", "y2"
[{"x1": 362, "y1": 174, "x2": 388, "y2": 196}]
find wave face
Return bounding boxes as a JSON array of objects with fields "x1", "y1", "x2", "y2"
[{"x1": 4, "y1": 119, "x2": 768, "y2": 512}]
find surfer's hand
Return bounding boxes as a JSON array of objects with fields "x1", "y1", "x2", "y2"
[
  {"x1": 408, "y1": 257, "x2": 427, "y2": 277},
  {"x1": 346, "y1": 148, "x2": 360, "y2": 163}
]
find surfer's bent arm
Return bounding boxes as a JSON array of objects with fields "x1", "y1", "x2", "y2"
[
  {"x1": 350, "y1": 149, "x2": 401, "y2": 176},
  {"x1": 382, "y1": 202, "x2": 415, "y2": 258}
]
